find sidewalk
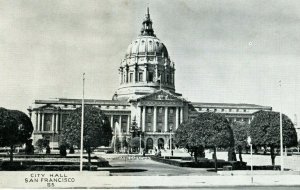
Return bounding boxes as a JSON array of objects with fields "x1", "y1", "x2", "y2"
[{"x1": 0, "y1": 171, "x2": 300, "y2": 189}]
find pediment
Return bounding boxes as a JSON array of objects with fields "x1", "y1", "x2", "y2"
[
  {"x1": 36, "y1": 104, "x2": 59, "y2": 111},
  {"x1": 137, "y1": 90, "x2": 185, "y2": 102}
]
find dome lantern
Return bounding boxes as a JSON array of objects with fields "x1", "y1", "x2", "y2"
[{"x1": 141, "y1": 7, "x2": 155, "y2": 37}]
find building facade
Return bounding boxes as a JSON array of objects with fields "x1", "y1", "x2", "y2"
[{"x1": 28, "y1": 9, "x2": 272, "y2": 151}]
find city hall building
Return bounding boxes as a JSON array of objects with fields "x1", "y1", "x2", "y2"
[{"x1": 28, "y1": 9, "x2": 272, "y2": 151}]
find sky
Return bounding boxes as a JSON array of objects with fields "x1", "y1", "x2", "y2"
[{"x1": 0, "y1": 0, "x2": 299, "y2": 123}]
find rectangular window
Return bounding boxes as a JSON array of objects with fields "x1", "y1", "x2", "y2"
[
  {"x1": 147, "y1": 123, "x2": 152, "y2": 132},
  {"x1": 129, "y1": 73, "x2": 133, "y2": 83},
  {"x1": 44, "y1": 113, "x2": 52, "y2": 131},
  {"x1": 157, "y1": 123, "x2": 163, "y2": 132},
  {"x1": 148, "y1": 72, "x2": 154, "y2": 82},
  {"x1": 139, "y1": 73, "x2": 143, "y2": 82},
  {"x1": 121, "y1": 116, "x2": 128, "y2": 133}
]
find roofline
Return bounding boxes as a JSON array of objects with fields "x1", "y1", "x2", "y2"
[
  {"x1": 191, "y1": 102, "x2": 272, "y2": 109},
  {"x1": 34, "y1": 98, "x2": 130, "y2": 106}
]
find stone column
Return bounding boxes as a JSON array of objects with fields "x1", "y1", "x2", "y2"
[
  {"x1": 127, "y1": 115, "x2": 130, "y2": 134},
  {"x1": 135, "y1": 64, "x2": 139, "y2": 83},
  {"x1": 37, "y1": 113, "x2": 41, "y2": 131},
  {"x1": 155, "y1": 65, "x2": 158, "y2": 81},
  {"x1": 153, "y1": 106, "x2": 157, "y2": 132},
  {"x1": 175, "y1": 107, "x2": 179, "y2": 130},
  {"x1": 41, "y1": 113, "x2": 44, "y2": 131},
  {"x1": 55, "y1": 113, "x2": 59, "y2": 132},
  {"x1": 51, "y1": 114, "x2": 55, "y2": 132},
  {"x1": 142, "y1": 106, "x2": 146, "y2": 132},
  {"x1": 110, "y1": 115, "x2": 114, "y2": 130},
  {"x1": 144, "y1": 65, "x2": 148, "y2": 82},
  {"x1": 172, "y1": 69, "x2": 175, "y2": 85},
  {"x1": 119, "y1": 115, "x2": 122, "y2": 133},
  {"x1": 119, "y1": 67, "x2": 123, "y2": 84},
  {"x1": 164, "y1": 64, "x2": 168, "y2": 84},
  {"x1": 35, "y1": 112, "x2": 38, "y2": 131},
  {"x1": 180, "y1": 107, "x2": 183, "y2": 123},
  {"x1": 125, "y1": 65, "x2": 129, "y2": 83},
  {"x1": 164, "y1": 107, "x2": 168, "y2": 132},
  {"x1": 139, "y1": 106, "x2": 142, "y2": 129}
]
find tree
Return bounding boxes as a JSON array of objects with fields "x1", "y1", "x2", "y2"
[
  {"x1": 60, "y1": 105, "x2": 112, "y2": 164},
  {"x1": 250, "y1": 111, "x2": 298, "y2": 167},
  {"x1": 175, "y1": 112, "x2": 234, "y2": 171},
  {"x1": 231, "y1": 121, "x2": 250, "y2": 162},
  {"x1": 25, "y1": 139, "x2": 34, "y2": 155},
  {"x1": 129, "y1": 137, "x2": 144, "y2": 153},
  {"x1": 0, "y1": 108, "x2": 33, "y2": 162},
  {"x1": 175, "y1": 120, "x2": 204, "y2": 161},
  {"x1": 35, "y1": 138, "x2": 49, "y2": 153}
]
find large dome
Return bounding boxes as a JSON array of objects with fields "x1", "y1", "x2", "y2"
[
  {"x1": 126, "y1": 36, "x2": 169, "y2": 58},
  {"x1": 114, "y1": 8, "x2": 177, "y2": 101}
]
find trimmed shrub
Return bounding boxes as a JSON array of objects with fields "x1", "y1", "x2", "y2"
[{"x1": 59, "y1": 145, "x2": 67, "y2": 157}]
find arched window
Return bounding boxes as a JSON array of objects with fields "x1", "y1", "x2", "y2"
[{"x1": 146, "y1": 138, "x2": 153, "y2": 150}]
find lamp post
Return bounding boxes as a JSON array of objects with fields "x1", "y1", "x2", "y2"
[
  {"x1": 51, "y1": 131, "x2": 55, "y2": 151},
  {"x1": 247, "y1": 136, "x2": 253, "y2": 183},
  {"x1": 170, "y1": 126, "x2": 173, "y2": 156},
  {"x1": 279, "y1": 80, "x2": 284, "y2": 171},
  {"x1": 80, "y1": 73, "x2": 85, "y2": 172},
  {"x1": 114, "y1": 123, "x2": 116, "y2": 154},
  {"x1": 139, "y1": 132, "x2": 142, "y2": 154}
]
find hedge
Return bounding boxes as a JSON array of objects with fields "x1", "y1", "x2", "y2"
[
  {"x1": 151, "y1": 156, "x2": 247, "y2": 169},
  {"x1": 0, "y1": 161, "x2": 98, "y2": 171}
]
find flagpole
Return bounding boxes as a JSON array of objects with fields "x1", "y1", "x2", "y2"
[{"x1": 80, "y1": 73, "x2": 85, "y2": 172}]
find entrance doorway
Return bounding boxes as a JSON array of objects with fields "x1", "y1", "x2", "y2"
[{"x1": 157, "y1": 138, "x2": 164, "y2": 150}]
